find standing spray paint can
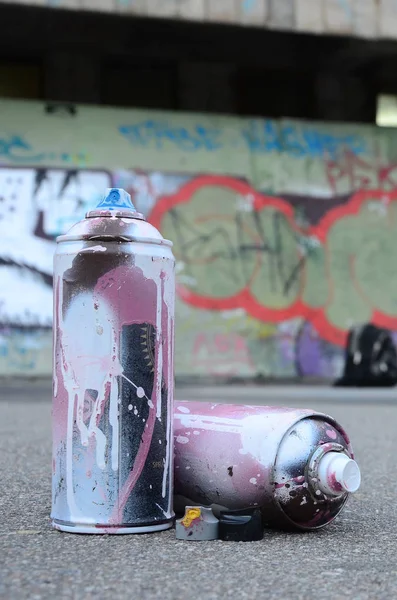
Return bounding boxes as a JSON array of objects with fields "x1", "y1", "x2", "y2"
[
  {"x1": 174, "y1": 402, "x2": 361, "y2": 531},
  {"x1": 52, "y1": 188, "x2": 175, "y2": 534}
]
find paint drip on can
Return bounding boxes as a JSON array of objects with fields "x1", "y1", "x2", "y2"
[
  {"x1": 173, "y1": 402, "x2": 361, "y2": 531},
  {"x1": 51, "y1": 188, "x2": 175, "y2": 534}
]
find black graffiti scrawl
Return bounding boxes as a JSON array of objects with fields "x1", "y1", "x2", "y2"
[{"x1": 0, "y1": 167, "x2": 110, "y2": 329}]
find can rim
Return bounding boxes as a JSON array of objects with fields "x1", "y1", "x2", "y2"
[
  {"x1": 85, "y1": 209, "x2": 146, "y2": 220},
  {"x1": 55, "y1": 234, "x2": 173, "y2": 247},
  {"x1": 272, "y1": 415, "x2": 350, "y2": 531}
]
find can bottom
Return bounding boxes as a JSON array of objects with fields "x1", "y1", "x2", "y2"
[{"x1": 52, "y1": 519, "x2": 174, "y2": 535}]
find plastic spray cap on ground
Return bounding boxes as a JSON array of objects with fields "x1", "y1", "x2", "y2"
[
  {"x1": 316, "y1": 451, "x2": 361, "y2": 497},
  {"x1": 175, "y1": 506, "x2": 219, "y2": 541},
  {"x1": 96, "y1": 188, "x2": 137, "y2": 212}
]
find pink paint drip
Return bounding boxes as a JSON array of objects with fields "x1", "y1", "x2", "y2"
[
  {"x1": 53, "y1": 277, "x2": 70, "y2": 447},
  {"x1": 55, "y1": 261, "x2": 172, "y2": 522},
  {"x1": 110, "y1": 402, "x2": 158, "y2": 523},
  {"x1": 93, "y1": 264, "x2": 169, "y2": 522}
]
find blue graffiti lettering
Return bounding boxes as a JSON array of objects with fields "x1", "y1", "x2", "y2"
[
  {"x1": 120, "y1": 118, "x2": 367, "y2": 159},
  {"x1": 119, "y1": 121, "x2": 223, "y2": 152},
  {"x1": 242, "y1": 120, "x2": 366, "y2": 159},
  {"x1": 0, "y1": 339, "x2": 35, "y2": 370},
  {"x1": 0, "y1": 135, "x2": 47, "y2": 162}
]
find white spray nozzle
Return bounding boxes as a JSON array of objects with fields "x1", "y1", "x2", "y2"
[{"x1": 317, "y1": 451, "x2": 361, "y2": 497}]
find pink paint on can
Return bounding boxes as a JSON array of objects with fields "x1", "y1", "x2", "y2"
[
  {"x1": 174, "y1": 401, "x2": 360, "y2": 531},
  {"x1": 51, "y1": 188, "x2": 175, "y2": 534}
]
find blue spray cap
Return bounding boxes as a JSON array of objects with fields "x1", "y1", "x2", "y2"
[{"x1": 96, "y1": 188, "x2": 136, "y2": 212}]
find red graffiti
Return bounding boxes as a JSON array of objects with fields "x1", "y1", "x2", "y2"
[
  {"x1": 325, "y1": 150, "x2": 397, "y2": 195},
  {"x1": 149, "y1": 175, "x2": 397, "y2": 347}
]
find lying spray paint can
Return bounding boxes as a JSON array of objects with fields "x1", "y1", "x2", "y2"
[
  {"x1": 174, "y1": 402, "x2": 361, "y2": 531},
  {"x1": 52, "y1": 188, "x2": 175, "y2": 534}
]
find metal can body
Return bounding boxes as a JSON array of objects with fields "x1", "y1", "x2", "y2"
[
  {"x1": 174, "y1": 402, "x2": 355, "y2": 530},
  {"x1": 52, "y1": 199, "x2": 175, "y2": 533}
]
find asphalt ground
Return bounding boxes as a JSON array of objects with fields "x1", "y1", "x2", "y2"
[{"x1": 1, "y1": 380, "x2": 396, "y2": 599}]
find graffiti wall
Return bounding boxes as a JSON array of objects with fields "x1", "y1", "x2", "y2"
[{"x1": 1, "y1": 98, "x2": 397, "y2": 378}]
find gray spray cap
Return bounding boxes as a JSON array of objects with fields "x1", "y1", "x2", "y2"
[{"x1": 175, "y1": 506, "x2": 219, "y2": 541}]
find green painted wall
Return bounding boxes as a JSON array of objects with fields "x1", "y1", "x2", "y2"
[{"x1": 1, "y1": 99, "x2": 397, "y2": 379}]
